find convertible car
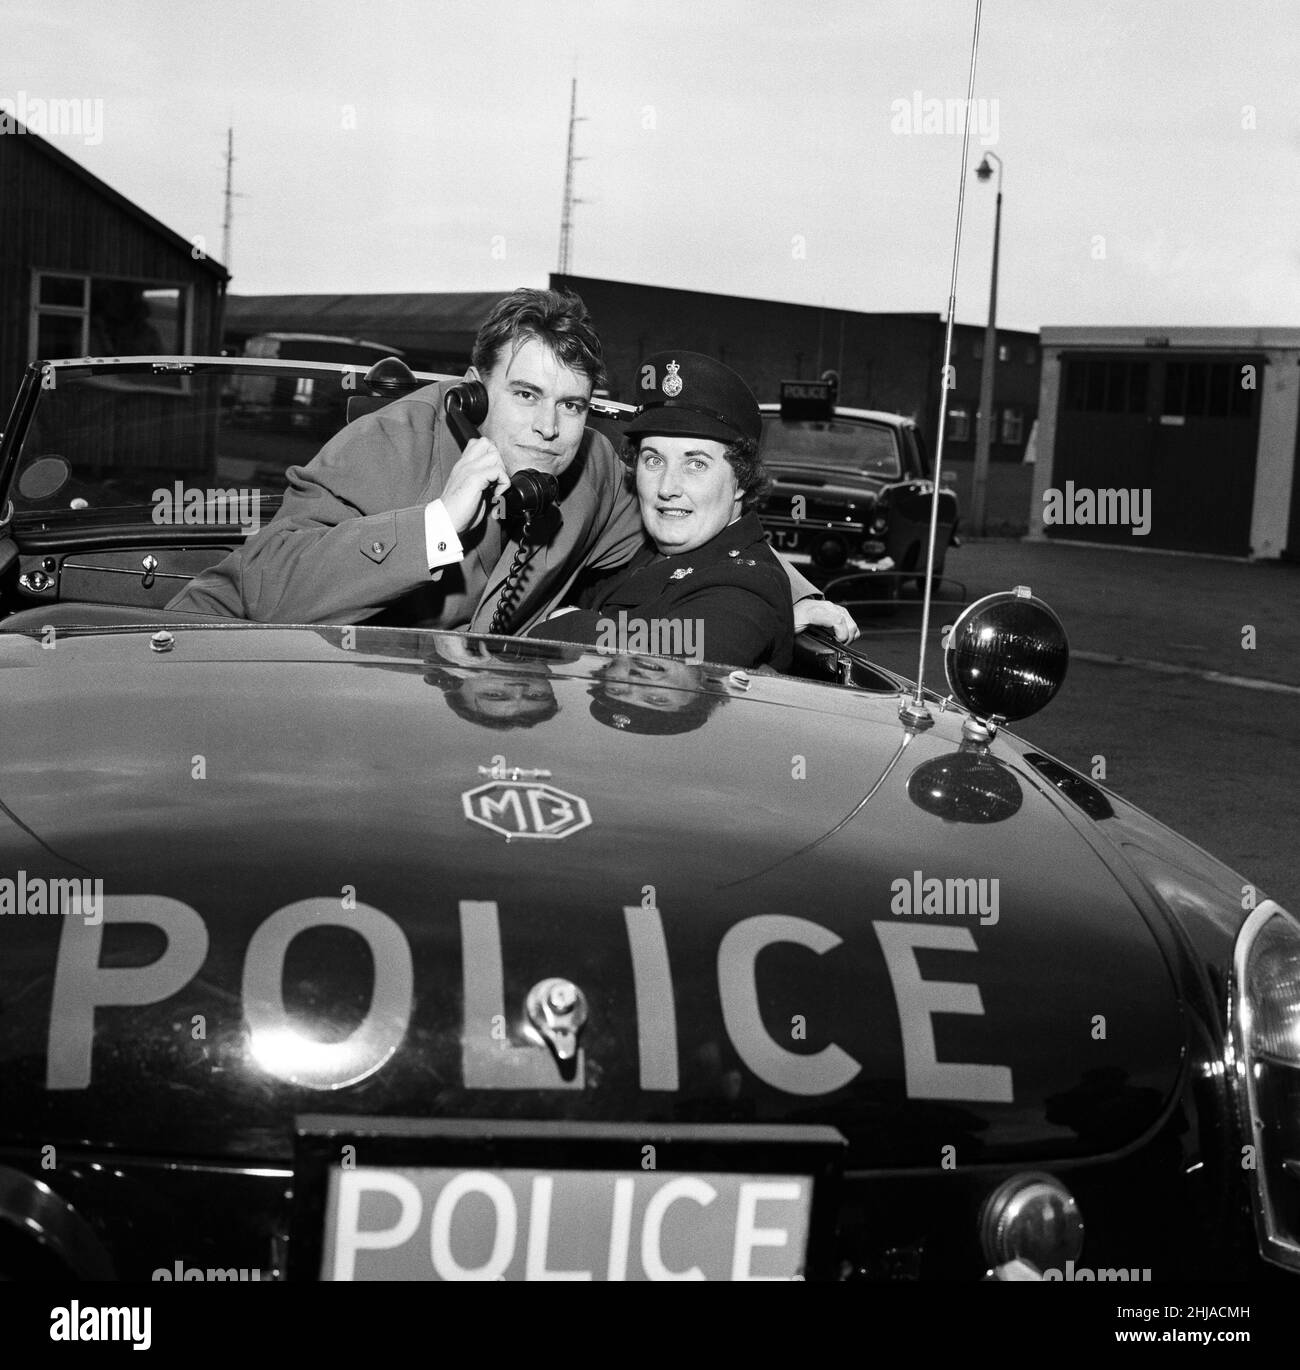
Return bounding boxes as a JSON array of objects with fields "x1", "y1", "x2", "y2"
[{"x1": 0, "y1": 356, "x2": 1295, "y2": 1282}]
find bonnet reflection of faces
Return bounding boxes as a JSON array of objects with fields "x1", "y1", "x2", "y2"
[
  {"x1": 423, "y1": 638, "x2": 559, "y2": 729},
  {"x1": 588, "y1": 656, "x2": 728, "y2": 735},
  {"x1": 598, "y1": 654, "x2": 703, "y2": 711}
]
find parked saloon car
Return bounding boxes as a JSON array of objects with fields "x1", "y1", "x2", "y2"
[
  {"x1": 0, "y1": 355, "x2": 1296, "y2": 1283},
  {"x1": 757, "y1": 380, "x2": 959, "y2": 593}
]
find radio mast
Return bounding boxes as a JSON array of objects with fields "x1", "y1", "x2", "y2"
[
  {"x1": 557, "y1": 80, "x2": 587, "y2": 276},
  {"x1": 222, "y1": 127, "x2": 234, "y2": 270},
  {"x1": 220, "y1": 126, "x2": 249, "y2": 274}
]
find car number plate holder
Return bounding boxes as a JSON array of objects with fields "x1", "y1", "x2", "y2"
[{"x1": 289, "y1": 1116, "x2": 846, "y2": 1281}]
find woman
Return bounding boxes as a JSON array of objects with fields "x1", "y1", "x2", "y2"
[{"x1": 527, "y1": 351, "x2": 793, "y2": 672}]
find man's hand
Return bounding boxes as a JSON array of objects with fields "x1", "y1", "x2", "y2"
[
  {"x1": 795, "y1": 597, "x2": 860, "y2": 644},
  {"x1": 440, "y1": 436, "x2": 512, "y2": 535},
  {"x1": 437, "y1": 636, "x2": 497, "y2": 668}
]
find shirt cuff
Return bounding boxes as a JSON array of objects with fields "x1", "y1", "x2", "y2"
[{"x1": 424, "y1": 499, "x2": 463, "y2": 573}]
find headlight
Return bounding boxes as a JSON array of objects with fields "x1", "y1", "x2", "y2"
[{"x1": 1230, "y1": 899, "x2": 1300, "y2": 1271}]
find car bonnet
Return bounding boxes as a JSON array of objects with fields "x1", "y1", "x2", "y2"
[{"x1": 0, "y1": 625, "x2": 1187, "y2": 1166}]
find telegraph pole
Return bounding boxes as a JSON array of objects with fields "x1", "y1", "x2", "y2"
[{"x1": 557, "y1": 80, "x2": 587, "y2": 276}]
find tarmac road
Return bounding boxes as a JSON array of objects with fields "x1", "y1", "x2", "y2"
[{"x1": 831, "y1": 538, "x2": 1300, "y2": 912}]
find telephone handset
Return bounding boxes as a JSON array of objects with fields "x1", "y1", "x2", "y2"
[
  {"x1": 443, "y1": 381, "x2": 556, "y2": 635},
  {"x1": 443, "y1": 382, "x2": 558, "y2": 520}
]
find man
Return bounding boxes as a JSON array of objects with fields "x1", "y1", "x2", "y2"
[{"x1": 169, "y1": 288, "x2": 858, "y2": 641}]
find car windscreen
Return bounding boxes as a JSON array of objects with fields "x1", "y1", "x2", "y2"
[
  {"x1": 7, "y1": 365, "x2": 367, "y2": 526},
  {"x1": 760, "y1": 417, "x2": 902, "y2": 480}
]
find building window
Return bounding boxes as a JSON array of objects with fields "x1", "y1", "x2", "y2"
[
  {"x1": 31, "y1": 272, "x2": 189, "y2": 360},
  {"x1": 997, "y1": 343, "x2": 1010, "y2": 363},
  {"x1": 947, "y1": 406, "x2": 971, "y2": 441},
  {"x1": 971, "y1": 339, "x2": 984, "y2": 360},
  {"x1": 35, "y1": 311, "x2": 89, "y2": 359},
  {"x1": 1163, "y1": 359, "x2": 1255, "y2": 419},
  {"x1": 1063, "y1": 358, "x2": 1150, "y2": 414},
  {"x1": 1000, "y1": 407, "x2": 1024, "y2": 445},
  {"x1": 34, "y1": 274, "x2": 89, "y2": 357},
  {"x1": 1025, "y1": 344, "x2": 1037, "y2": 365}
]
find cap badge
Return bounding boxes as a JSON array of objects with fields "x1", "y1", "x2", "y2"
[
  {"x1": 662, "y1": 359, "x2": 683, "y2": 397},
  {"x1": 668, "y1": 566, "x2": 694, "y2": 581}
]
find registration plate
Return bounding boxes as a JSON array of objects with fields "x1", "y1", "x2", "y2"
[{"x1": 290, "y1": 1118, "x2": 845, "y2": 1282}]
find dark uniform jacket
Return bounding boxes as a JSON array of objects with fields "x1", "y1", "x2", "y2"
[
  {"x1": 526, "y1": 511, "x2": 794, "y2": 671},
  {"x1": 167, "y1": 380, "x2": 817, "y2": 633}
]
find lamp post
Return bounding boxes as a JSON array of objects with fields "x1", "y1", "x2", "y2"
[{"x1": 972, "y1": 151, "x2": 1002, "y2": 537}]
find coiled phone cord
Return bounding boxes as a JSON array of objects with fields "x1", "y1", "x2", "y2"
[{"x1": 488, "y1": 515, "x2": 543, "y2": 636}]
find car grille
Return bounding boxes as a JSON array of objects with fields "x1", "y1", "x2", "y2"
[{"x1": 762, "y1": 490, "x2": 870, "y2": 531}]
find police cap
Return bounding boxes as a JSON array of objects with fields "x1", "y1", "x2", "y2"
[{"x1": 626, "y1": 351, "x2": 762, "y2": 446}]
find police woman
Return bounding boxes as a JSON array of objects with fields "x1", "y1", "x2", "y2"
[{"x1": 528, "y1": 351, "x2": 793, "y2": 673}]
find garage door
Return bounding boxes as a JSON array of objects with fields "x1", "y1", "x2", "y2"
[{"x1": 1052, "y1": 353, "x2": 1261, "y2": 554}]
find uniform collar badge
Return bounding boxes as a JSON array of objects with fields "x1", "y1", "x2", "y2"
[
  {"x1": 668, "y1": 566, "x2": 694, "y2": 580},
  {"x1": 662, "y1": 359, "x2": 683, "y2": 397}
]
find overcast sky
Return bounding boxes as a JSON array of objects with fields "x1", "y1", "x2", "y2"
[{"x1": 6, "y1": 0, "x2": 1299, "y2": 330}]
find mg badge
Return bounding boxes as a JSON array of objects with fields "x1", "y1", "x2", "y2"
[
  {"x1": 462, "y1": 780, "x2": 592, "y2": 840},
  {"x1": 662, "y1": 358, "x2": 682, "y2": 397}
]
